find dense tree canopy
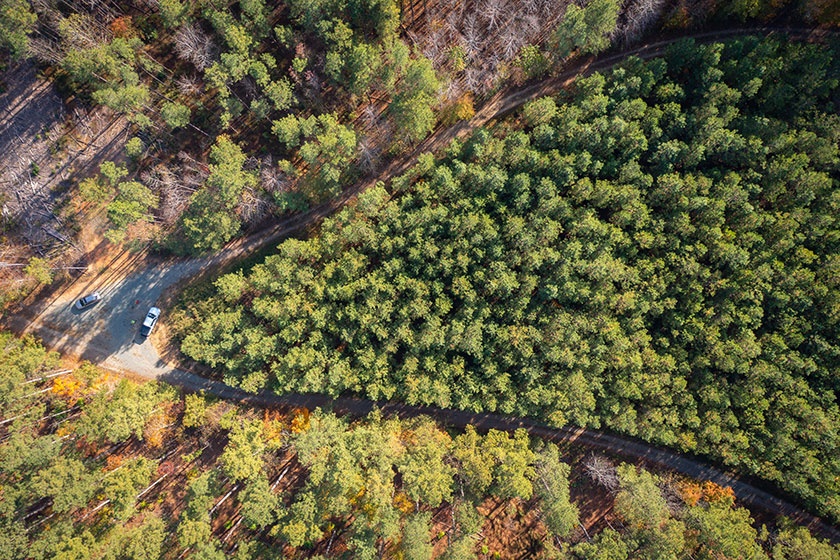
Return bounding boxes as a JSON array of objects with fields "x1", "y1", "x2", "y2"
[
  {"x1": 176, "y1": 37, "x2": 840, "y2": 521},
  {"x1": 272, "y1": 112, "x2": 358, "y2": 202},
  {"x1": 0, "y1": 332, "x2": 59, "y2": 414},
  {"x1": 552, "y1": 0, "x2": 620, "y2": 59},
  {"x1": 176, "y1": 136, "x2": 257, "y2": 254}
]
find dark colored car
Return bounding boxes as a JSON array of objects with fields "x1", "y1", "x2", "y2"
[
  {"x1": 139, "y1": 307, "x2": 160, "y2": 337},
  {"x1": 74, "y1": 292, "x2": 101, "y2": 310}
]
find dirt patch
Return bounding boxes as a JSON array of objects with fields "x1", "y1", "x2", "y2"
[
  {"x1": 0, "y1": 60, "x2": 131, "y2": 261},
  {"x1": 13, "y1": 244, "x2": 150, "y2": 322},
  {"x1": 475, "y1": 497, "x2": 546, "y2": 559},
  {"x1": 566, "y1": 451, "x2": 622, "y2": 536},
  {"x1": 151, "y1": 317, "x2": 212, "y2": 378}
]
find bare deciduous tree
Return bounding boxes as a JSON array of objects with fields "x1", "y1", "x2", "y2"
[
  {"x1": 237, "y1": 190, "x2": 271, "y2": 226},
  {"x1": 463, "y1": 66, "x2": 484, "y2": 93},
  {"x1": 544, "y1": 0, "x2": 568, "y2": 22},
  {"x1": 500, "y1": 25, "x2": 525, "y2": 59},
  {"x1": 142, "y1": 164, "x2": 194, "y2": 224},
  {"x1": 444, "y1": 12, "x2": 460, "y2": 37},
  {"x1": 424, "y1": 2, "x2": 442, "y2": 25},
  {"x1": 412, "y1": 0, "x2": 572, "y2": 96},
  {"x1": 174, "y1": 24, "x2": 215, "y2": 71},
  {"x1": 356, "y1": 136, "x2": 381, "y2": 172},
  {"x1": 139, "y1": 168, "x2": 163, "y2": 191},
  {"x1": 28, "y1": 37, "x2": 63, "y2": 64},
  {"x1": 482, "y1": 0, "x2": 507, "y2": 30},
  {"x1": 461, "y1": 14, "x2": 482, "y2": 59},
  {"x1": 621, "y1": 0, "x2": 667, "y2": 45},
  {"x1": 361, "y1": 105, "x2": 383, "y2": 131},
  {"x1": 519, "y1": 13, "x2": 540, "y2": 36},
  {"x1": 584, "y1": 454, "x2": 619, "y2": 491},
  {"x1": 243, "y1": 156, "x2": 261, "y2": 173},
  {"x1": 259, "y1": 156, "x2": 291, "y2": 194},
  {"x1": 524, "y1": 0, "x2": 543, "y2": 15},
  {"x1": 422, "y1": 28, "x2": 446, "y2": 66},
  {"x1": 58, "y1": 12, "x2": 109, "y2": 50},
  {"x1": 483, "y1": 55, "x2": 502, "y2": 89},
  {"x1": 182, "y1": 172, "x2": 205, "y2": 192},
  {"x1": 176, "y1": 74, "x2": 203, "y2": 97},
  {"x1": 439, "y1": 78, "x2": 462, "y2": 102},
  {"x1": 177, "y1": 151, "x2": 211, "y2": 191}
]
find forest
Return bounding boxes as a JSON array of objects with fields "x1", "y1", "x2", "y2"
[
  {"x1": 0, "y1": 0, "x2": 632, "y2": 303},
  {"x1": 0, "y1": 0, "x2": 621, "y2": 263},
  {"x1": 172, "y1": 36, "x2": 840, "y2": 523},
  {"x1": 2, "y1": 0, "x2": 839, "y2": 303},
  {"x1": 2, "y1": 330, "x2": 839, "y2": 559},
  {"x1": 3, "y1": 1, "x2": 840, "y2": 558}
]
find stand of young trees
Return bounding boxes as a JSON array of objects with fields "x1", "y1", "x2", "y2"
[
  {"x1": 1, "y1": 0, "x2": 630, "y2": 256},
  {"x1": 174, "y1": 36, "x2": 840, "y2": 521},
  {"x1": 1, "y1": 331, "x2": 838, "y2": 559}
]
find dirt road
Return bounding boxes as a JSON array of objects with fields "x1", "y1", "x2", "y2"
[{"x1": 4, "y1": 26, "x2": 839, "y2": 542}]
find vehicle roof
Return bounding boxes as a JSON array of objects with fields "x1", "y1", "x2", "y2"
[{"x1": 143, "y1": 309, "x2": 159, "y2": 327}]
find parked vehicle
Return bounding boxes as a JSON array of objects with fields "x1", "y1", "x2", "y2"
[
  {"x1": 74, "y1": 292, "x2": 101, "y2": 310},
  {"x1": 139, "y1": 307, "x2": 160, "y2": 337}
]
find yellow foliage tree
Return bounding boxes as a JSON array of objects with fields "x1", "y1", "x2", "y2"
[{"x1": 440, "y1": 94, "x2": 475, "y2": 126}]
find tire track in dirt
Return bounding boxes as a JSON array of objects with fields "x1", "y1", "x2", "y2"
[{"x1": 145, "y1": 366, "x2": 840, "y2": 544}]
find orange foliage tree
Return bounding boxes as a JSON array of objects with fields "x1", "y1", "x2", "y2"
[{"x1": 110, "y1": 16, "x2": 136, "y2": 38}]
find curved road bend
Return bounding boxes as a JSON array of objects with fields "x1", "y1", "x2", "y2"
[
  {"x1": 4, "y1": 26, "x2": 839, "y2": 542},
  {"x1": 131, "y1": 367, "x2": 840, "y2": 544}
]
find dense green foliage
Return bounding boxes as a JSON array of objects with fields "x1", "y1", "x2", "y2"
[
  {"x1": 176, "y1": 37, "x2": 840, "y2": 520},
  {"x1": 0, "y1": 331, "x2": 59, "y2": 415},
  {"x1": 76, "y1": 161, "x2": 158, "y2": 244},
  {"x1": 0, "y1": 337, "x2": 174, "y2": 560},
  {"x1": 56, "y1": 15, "x2": 152, "y2": 125},
  {"x1": 552, "y1": 0, "x2": 620, "y2": 59},
  {"x1": 0, "y1": 0, "x2": 36, "y2": 59},
  {"x1": 272, "y1": 112, "x2": 358, "y2": 201},
  {"x1": 389, "y1": 56, "x2": 442, "y2": 142},
  {"x1": 176, "y1": 136, "x2": 257, "y2": 253}
]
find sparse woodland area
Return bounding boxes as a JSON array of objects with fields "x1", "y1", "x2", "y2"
[
  {"x1": 0, "y1": 0, "x2": 837, "y2": 302},
  {"x1": 173, "y1": 36, "x2": 840, "y2": 524},
  {"x1": 2, "y1": 331, "x2": 840, "y2": 560}
]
